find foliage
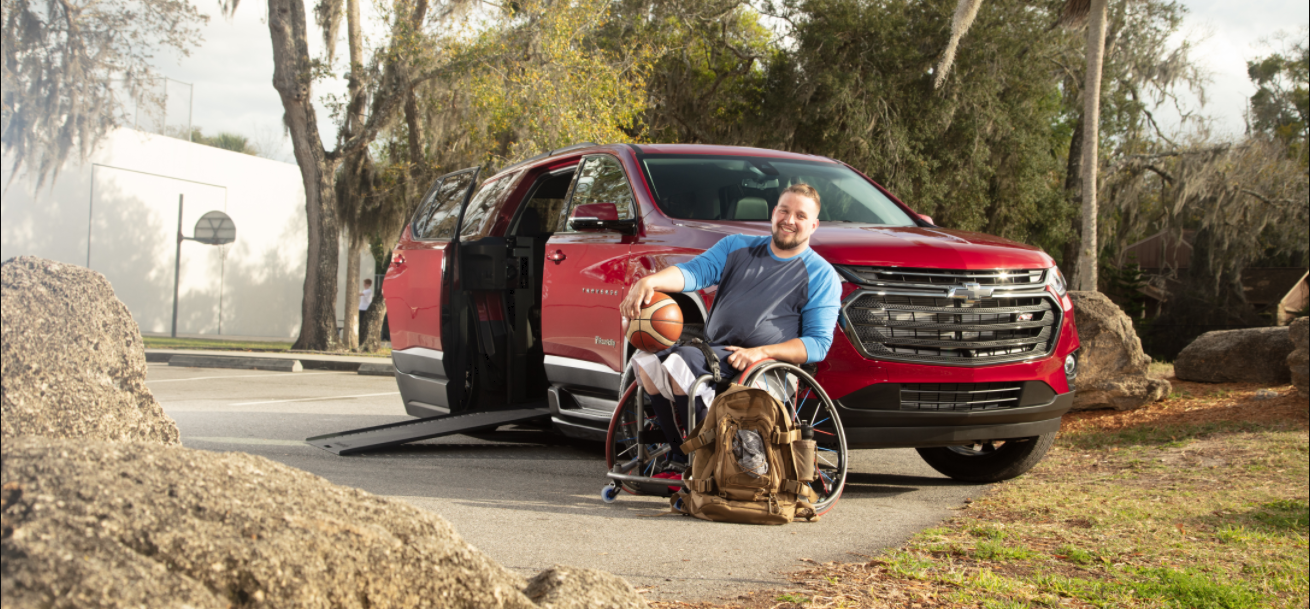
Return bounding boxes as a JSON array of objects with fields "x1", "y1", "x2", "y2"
[
  {"x1": 1248, "y1": 28, "x2": 1309, "y2": 164},
  {"x1": 1, "y1": 0, "x2": 206, "y2": 187},
  {"x1": 458, "y1": 0, "x2": 661, "y2": 166},
  {"x1": 179, "y1": 127, "x2": 260, "y2": 155}
]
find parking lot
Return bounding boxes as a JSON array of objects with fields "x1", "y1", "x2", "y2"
[{"x1": 149, "y1": 362, "x2": 984, "y2": 601}]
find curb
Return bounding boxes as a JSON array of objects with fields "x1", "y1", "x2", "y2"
[
  {"x1": 169, "y1": 354, "x2": 303, "y2": 373},
  {"x1": 357, "y1": 362, "x2": 396, "y2": 376},
  {"x1": 148, "y1": 351, "x2": 393, "y2": 376}
]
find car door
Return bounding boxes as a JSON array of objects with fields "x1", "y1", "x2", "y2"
[
  {"x1": 541, "y1": 154, "x2": 638, "y2": 392},
  {"x1": 384, "y1": 167, "x2": 478, "y2": 415}
]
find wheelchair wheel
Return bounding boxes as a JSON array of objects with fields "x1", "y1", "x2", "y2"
[
  {"x1": 741, "y1": 361, "x2": 848, "y2": 515},
  {"x1": 605, "y1": 374, "x2": 681, "y2": 497}
]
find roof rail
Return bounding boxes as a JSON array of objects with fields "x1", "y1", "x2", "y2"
[{"x1": 497, "y1": 142, "x2": 600, "y2": 175}]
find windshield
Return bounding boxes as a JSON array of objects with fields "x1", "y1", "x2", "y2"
[{"x1": 640, "y1": 155, "x2": 916, "y2": 225}]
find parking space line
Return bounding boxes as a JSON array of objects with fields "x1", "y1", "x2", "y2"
[
  {"x1": 230, "y1": 391, "x2": 400, "y2": 406},
  {"x1": 149, "y1": 371, "x2": 345, "y2": 383}
]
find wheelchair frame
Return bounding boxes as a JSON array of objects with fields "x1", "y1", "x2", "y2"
[{"x1": 602, "y1": 358, "x2": 849, "y2": 515}]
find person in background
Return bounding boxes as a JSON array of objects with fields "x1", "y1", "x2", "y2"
[{"x1": 359, "y1": 279, "x2": 373, "y2": 332}]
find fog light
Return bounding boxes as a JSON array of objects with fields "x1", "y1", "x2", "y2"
[{"x1": 1064, "y1": 353, "x2": 1078, "y2": 382}]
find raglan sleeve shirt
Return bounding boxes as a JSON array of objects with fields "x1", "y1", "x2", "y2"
[{"x1": 672, "y1": 234, "x2": 843, "y2": 364}]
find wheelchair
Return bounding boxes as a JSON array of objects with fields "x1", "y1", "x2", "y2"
[{"x1": 601, "y1": 357, "x2": 848, "y2": 515}]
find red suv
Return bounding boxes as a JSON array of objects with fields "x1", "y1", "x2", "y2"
[{"x1": 383, "y1": 144, "x2": 1080, "y2": 482}]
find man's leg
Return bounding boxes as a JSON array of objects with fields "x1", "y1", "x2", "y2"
[{"x1": 636, "y1": 366, "x2": 690, "y2": 462}]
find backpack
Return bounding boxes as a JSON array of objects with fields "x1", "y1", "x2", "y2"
[{"x1": 670, "y1": 383, "x2": 820, "y2": 525}]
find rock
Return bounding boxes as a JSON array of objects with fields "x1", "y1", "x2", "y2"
[
  {"x1": 524, "y1": 566, "x2": 649, "y2": 609},
  {"x1": 1069, "y1": 291, "x2": 1170, "y2": 411},
  {"x1": 1, "y1": 436, "x2": 540, "y2": 609},
  {"x1": 1174, "y1": 326, "x2": 1294, "y2": 385},
  {"x1": 1, "y1": 256, "x2": 179, "y2": 444},
  {"x1": 1288, "y1": 318, "x2": 1308, "y2": 397}
]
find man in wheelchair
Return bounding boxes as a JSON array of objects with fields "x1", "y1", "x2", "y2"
[{"x1": 619, "y1": 183, "x2": 842, "y2": 483}]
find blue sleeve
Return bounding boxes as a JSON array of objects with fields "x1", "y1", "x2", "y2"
[
  {"x1": 798, "y1": 258, "x2": 842, "y2": 363},
  {"x1": 674, "y1": 234, "x2": 749, "y2": 292}
]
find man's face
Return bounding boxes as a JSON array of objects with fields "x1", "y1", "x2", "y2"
[{"x1": 770, "y1": 192, "x2": 820, "y2": 252}]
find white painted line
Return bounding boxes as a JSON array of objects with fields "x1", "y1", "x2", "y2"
[
  {"x1": 229, "y1": 391, "x2": 400, "y2": 406},
  {"x1": 185, "y1": 436, "x2": 309, "y2": 447},
  {"x1": 149, "y1": 371, "x2": 345, "y2": 383}
]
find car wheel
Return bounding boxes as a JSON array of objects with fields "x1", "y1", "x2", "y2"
[{"x1": 915, "y1": 430, "x2": 1057, "y2": 483}]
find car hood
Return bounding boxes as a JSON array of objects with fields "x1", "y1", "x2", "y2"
[{"x1": 682, "y1": 222, "x2": 1055, "y2": 269}]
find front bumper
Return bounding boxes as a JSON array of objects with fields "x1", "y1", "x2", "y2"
[{"x1": 837, "y1": 390, "x2": 1074, "y2": 449}]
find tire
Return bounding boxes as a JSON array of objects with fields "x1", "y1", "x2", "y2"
[{"x1": 915, "y1": 430, "x2": 1057, "y2": 483}]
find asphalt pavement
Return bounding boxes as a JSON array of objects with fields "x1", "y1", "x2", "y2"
[{"x1": 148, "y1": 361, "x2": 986, "y2": 602}]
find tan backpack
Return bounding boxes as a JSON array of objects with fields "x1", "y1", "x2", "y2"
[{"x1": 671, "y1": 384, "x2": 820, "y2": 525}]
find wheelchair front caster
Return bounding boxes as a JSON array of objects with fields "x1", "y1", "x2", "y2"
[{"x1": 601, "y1": 483, "x2": 621, "y2": 503}]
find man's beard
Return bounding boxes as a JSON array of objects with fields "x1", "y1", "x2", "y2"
[{"x1": 772, "y1": 226, "x2": 806, "y2": 251}]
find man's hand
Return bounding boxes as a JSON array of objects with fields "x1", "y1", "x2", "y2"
[
  {"x1": 620, "y1": 278, "x2": 658, "y2": 320},
  {"x1": 620, "y1": 267, "x2": 686, "y2": 320},
  {"x1": 724, "y1": 345, "x2": 771, "y2": 370}
]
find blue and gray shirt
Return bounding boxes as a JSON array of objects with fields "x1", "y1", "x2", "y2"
[{"x1": 674, "y1": 235, "x2": 842, "y2": 363}]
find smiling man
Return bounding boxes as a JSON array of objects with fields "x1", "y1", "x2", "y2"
[{"x1": 620, "y1": 183, "x2": 842, "y2": 474}]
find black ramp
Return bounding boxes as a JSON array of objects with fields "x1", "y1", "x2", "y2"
[{"x1": 307, "y1": 407, "x2": 551, "y2": 455}]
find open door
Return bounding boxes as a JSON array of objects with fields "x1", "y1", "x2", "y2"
[{"x1": 387, "y1": 167, "x2": 479, "y2": 417}]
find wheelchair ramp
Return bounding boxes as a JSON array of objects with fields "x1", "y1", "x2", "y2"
[{"x1": 307, "y1": 407, "x2": 551, "y2": 455}]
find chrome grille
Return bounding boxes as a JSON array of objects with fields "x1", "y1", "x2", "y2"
[
  {"x1": 843, "y1": 266, "x2": 1045, "y2": 288},
  {"x1": 841, "y1": 282, "x2": 1061, "y2": 366},
  {"x1": 901, "y1": 382, "x2": 1024, "y2": 411}
]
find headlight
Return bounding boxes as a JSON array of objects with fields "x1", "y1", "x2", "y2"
[{"x1": 1047, "y1": 266, "x2": 1068, "y2": 296}]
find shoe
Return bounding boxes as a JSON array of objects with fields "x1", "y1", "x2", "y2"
[{"x1": 652, "y1": 471, "x2": 683, "y2": 492}]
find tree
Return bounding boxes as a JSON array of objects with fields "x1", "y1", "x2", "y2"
[
  {"x1": 1, "y1": 0, "x2": 206, "y2": 187},
  {"x1": 934, "y1": 0, "x2": 1108, "y2": 291},
  {"x1": 1248, "y1": 29, "x2": 1309, "y2": 165},
  {"x1": 245, "y1": 0, "x2": 465, "y2": 350}
]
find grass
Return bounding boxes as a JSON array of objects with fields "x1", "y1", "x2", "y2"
[
  {"x1": 655, "y1": 381, "x2": 1308, "y2": 609},
  {"x1": 143, "y1": 336, "x2": 294, "y2": 351}
]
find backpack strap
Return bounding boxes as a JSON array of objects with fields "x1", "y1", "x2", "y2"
[
  {"x1": 687, "y1": 478, "x2": 715, "y2": 493},
  {"x1": 770, "y1": 429, "x2": 803, "y2": 445},
  {"x1": 680, "y1": 429, "x2": 715, "y2": 453},
  {"x1": 783, "y1": 480, "x2": 818, "y2": 502}
]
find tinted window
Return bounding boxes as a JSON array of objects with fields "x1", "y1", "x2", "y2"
[
  {"x1": 458, "y1": 171, "x2": 521, "y2": 241},
  {"x1": 640, "y1": 156, "x2": 915, "y2": 226},
  {"x1": 561, "y1": 155, "x2": 635, "y2": 232},
  {"x1": 412, "y1": 170, "x2": 476, "y2": 239}
]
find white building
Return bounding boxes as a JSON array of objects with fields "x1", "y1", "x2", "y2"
[{"x1": 2, "y1": 128, "x2": 374, "y2": 339}]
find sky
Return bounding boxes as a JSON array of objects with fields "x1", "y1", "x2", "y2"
[{"x1": 147, "y1": 0, "x2": 1310, "y2": 163}]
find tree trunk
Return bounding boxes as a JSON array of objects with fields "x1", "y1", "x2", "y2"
[
  {"x1": 269, "y1": 0, "x2": 341, "y2": 351},
  {"x1": 1062, "y1": 111, "x2": 1084, "y2": 286},
  {"x1": 1075, "y1": 0, "x2": 1108, "y2": 292},
  {"x1": 343, "y1": 232, "x2": 363, "y2": 349}
]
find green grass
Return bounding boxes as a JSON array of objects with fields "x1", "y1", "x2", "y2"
[
  {"x1": 143, "y1": 336, "x2": 294, "y2": 351},
  {"x1": 743, "y1": 408, "x2": 1309, "y2": 609}
]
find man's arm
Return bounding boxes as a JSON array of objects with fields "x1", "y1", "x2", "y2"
[
  {"x1": 620, "y1": 266, "x2": 685, "y2": 320},
  {"x1": 723, "y1": 339, "x2": 808, "y2": 369}
]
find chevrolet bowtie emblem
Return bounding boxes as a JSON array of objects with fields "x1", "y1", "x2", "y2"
[{"x1": 948, "y1": 282, "x2": 993, "y2": 303}]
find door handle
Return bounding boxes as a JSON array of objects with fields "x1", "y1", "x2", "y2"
[
  {"x1": 391, "y1": 254, "x2": 406, "y2": 268},
  {"x1": 546, "y1": 250, "x2": 567, "y2": 264}
]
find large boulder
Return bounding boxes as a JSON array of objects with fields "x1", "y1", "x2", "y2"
[
  {"x1": 1174, "y1": 326, "x2": 1294, "y2": 385},
  {"x1": 1069, "y1": 291, "x2": 1170, "y2": 411},
  {"x1": 1, "y1": 436, "x2": 562, "y2": 609},
  {"x1": 1, "y1": 256, "x2": 179, "y2": 444},
  {"x1": 1287, "y1": 318, "x2": 1308, "y2": 397},
  {"x1": 525, "y1": 566, "x2": 648, "y2": 609}
]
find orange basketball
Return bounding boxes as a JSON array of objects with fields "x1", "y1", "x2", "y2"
[{"x1": 626, "y1": 292, "x2": 683, "y2": 353}]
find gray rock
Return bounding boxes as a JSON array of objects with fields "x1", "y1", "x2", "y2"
[
  {"x1": 1288, "y1": 318, "x2": 1308, "y2": 397},
  {"x1": 1, "y1": 436, "x2": 540, "y2": 609},
  {"x1": 1069, "y1": 291, "x2": 1170, "y2": 411},
  {"x1": 1, "y1": 256, "x2": 179, "y2": 444},
  {"x1": 1174, "y1": 326, "x2": 1294, "y2": 385},
  {"x1": 524, "y1": 566, "x2": 649, "y2": 609}
]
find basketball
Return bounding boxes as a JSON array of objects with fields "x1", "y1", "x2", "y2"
[{"x1": 626, "y1": 292, "x2": 683, "y2": 352}]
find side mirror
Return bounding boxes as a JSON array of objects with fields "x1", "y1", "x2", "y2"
[
  {"x1": 916, "y1": 213, "x2": 935, "y2": 226},
  {"x1": 569, "y1": 202, "x2": 636, "y2": 233}
]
